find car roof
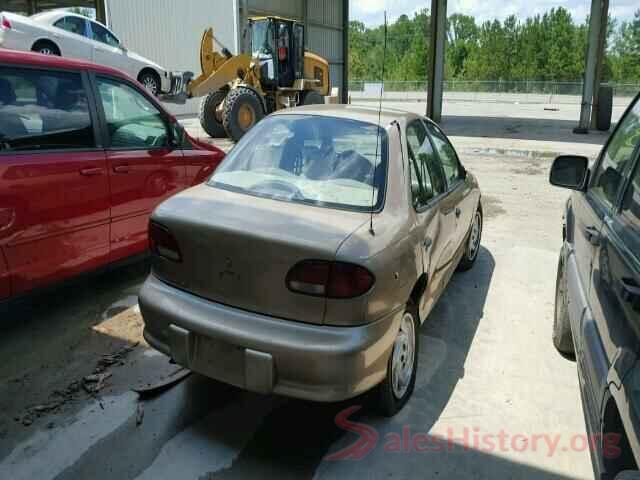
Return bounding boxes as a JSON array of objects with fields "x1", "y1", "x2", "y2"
[
  {"x1": 272, "y1": 104, "x2": 425, "y2": 127},
  {"x1": 0, "y1": 48, "x2": 129, "y2": 79}
]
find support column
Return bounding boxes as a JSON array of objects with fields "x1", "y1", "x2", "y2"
[
  {"x1": 427, "y1": 0, "x2": 447, "y2": 123},
  {"x1": 342, "y1": 0, "x2": 349, "y2": 104},
  {"x1": 591, "y1": 0, "x2": 609, "y2": 129},
  {"x1": 575, "y1": 0, "x2": 607, "y2": 133},
  {"x1": 95, "y1": 0, "x2": 107, "y2": 25},
  {"x1": 238, "y1": 0, "x2": 249, "y2": 54}
]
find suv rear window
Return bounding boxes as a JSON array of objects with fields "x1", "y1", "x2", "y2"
[
  {"x1": 209, "y1": 114, "x2": 388, "y2": 212},
  {"x1": 0, "y1": 67, "x2": 95, "y2": 152}
]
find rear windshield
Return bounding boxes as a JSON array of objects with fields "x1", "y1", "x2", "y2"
[{"x1": 208, "y1": 115, "x2": 388, "y2": 212}]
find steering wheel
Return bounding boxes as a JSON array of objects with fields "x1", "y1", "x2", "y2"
[{"x1": 252, "y1": 180, "x2": 304, "y2": 199}]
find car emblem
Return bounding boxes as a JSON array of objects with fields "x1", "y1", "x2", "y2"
[{"x1": 219, "y1": 257, "x2": 237, "y2": 279}]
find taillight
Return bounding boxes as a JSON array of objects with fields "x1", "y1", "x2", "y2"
[
  {"x1": 286, "y1": 260, "x2": 375, "y2": 299},
  {"x1": 1, "y1": 15, "x2": 11, "y2": 30},
  {"x1": 149, "y1": 222, "x2": 182, "y2": 262}
]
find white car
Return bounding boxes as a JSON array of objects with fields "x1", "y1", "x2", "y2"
[{"x1": 0, "y1": 10, "x2": 170, "y2": 95}]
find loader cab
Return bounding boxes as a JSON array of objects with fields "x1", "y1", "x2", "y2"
[{"x1": 249, "y1": 17, "x2": 304, "y2": 90}]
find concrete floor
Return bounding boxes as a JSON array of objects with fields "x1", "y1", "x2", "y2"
[{"x1": 0, "y1": 103, "x2": 612, "y2": 479}]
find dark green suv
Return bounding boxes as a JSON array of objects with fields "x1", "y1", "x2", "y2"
[{"x1": 550, "y1": 94, "x2": 640, "y2": 480}]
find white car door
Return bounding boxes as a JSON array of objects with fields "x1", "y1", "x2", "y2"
[
  {"x1": 50, "y1": 16, "x2": 93, "y2": 61},
  {"x1": 88, "y1": 21, "x2": 134, "y2": 77}
]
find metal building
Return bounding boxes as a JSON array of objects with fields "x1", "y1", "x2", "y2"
[{"x1": 103, "y1": 0, "x2": 348, "y2": 114}]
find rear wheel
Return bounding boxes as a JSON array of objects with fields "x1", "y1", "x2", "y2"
[
  {"x1": 32, "y1": 41, "x2": 60, "y2": 56},
  {"x1": 458, "y1": 206, "x2": 482, "y2": 271},
  {"x1": 223, "y1": 87, "x2": 265, "y2": 142},
  {"x1": 301, "y1": 90, "x2": 324, "y2": 106},
  {"x1": 199, "y1": 90, "x2": 228, "y2": 138},
  {"x1": 138, "y1": 70, "x2": 161, "y2": 96},
  {"x1": 376, "y1": 303, "x2": 419, "y2": 417},
  {"x1": 553, "y1": 256, "x2": 575, "y2": 358}
]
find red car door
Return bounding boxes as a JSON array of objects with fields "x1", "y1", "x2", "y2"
[
  {"x1": 93, "y1": 75, "x2": 186, "y2": 262},
  {"x1": 0, "y1": 66, "x2": 110, "y2": 296}
]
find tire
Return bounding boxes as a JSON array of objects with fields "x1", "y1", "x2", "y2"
[
  {"x1": 457, "y1": 205, "x2": 483, "y2": 272},
  {"x1": 138, "y1": 71, "x2": 161, "y2": 96},
  {"x1": 32, "y1": 41, "x2": 60, "y2": 56},
  {"x1": 301, "y1": 90, "x2": 324, "y2": 106},
  {"x1": 553, "y1": 256, "x2": 575, "y2": 357},
  {"x1": 199, "y1": 90, "x2": 228, "y2": 138},
  {"x1": 376, "y1": 302, "x2": 420, "y2": 417},
  {"x1": 223, "y1": 87, "x2": 265, "y2": 142},
  {"x1": 597, "y1": 86, "x2": 613, "y2": 131}
]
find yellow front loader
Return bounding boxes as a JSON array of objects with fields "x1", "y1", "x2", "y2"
[{"x1": 185, "y1": 16, "x2": 330, "y2": 142}]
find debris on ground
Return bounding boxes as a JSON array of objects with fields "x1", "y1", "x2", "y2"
[
  {"x1": 14, "y1": 342, "x2": 140, "y2": 427},
  {"x1": 82, "y1": 372, "x2": 112, "y2": 394},
  {"x1": 94, "y1": 342, "x2": 139, "y2": 373}
]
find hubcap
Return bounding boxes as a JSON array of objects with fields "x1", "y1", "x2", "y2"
[
  {"x1": 143, "y1": 77, "x2": 158, "y2": 95},
  {"x1": 238, "y1": 104, "x2": 256, "y2": 131},
  {"x1": 39, "y1": 48, "x2": 53, "y2": 55},
  {"x1": 391, "y1": 313, "x2": 416, "y2": 400},
  {"x1": 467, "y1": 211, "x2": 482, "y2": 260}
]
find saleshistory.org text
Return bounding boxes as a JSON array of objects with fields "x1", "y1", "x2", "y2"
[{"x1": 325, "y1": 406, "x2": 621, "y2": 461}]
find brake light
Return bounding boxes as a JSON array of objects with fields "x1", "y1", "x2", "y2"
[
  {"x1": 286, "y1": 260, "x2": 375, "y2": 299},
  {"x1": 1, "y1": 15, "x2": 11, "y2": 30},
  {"x1": 149, "y1": 222, "x2": 182, "y2": 262}
]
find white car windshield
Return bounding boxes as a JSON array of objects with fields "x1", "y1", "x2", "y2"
[{"x1": 209, "y1": 115, "x2": 388, "y2": 211}]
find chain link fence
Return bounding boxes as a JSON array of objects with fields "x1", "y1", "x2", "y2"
[{"x1": 348, "y1": 80, "x2": 640, "y2": 106}]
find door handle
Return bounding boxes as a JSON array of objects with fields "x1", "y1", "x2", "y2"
[
  {"x1": 113, "y1": 165, "x2": 131, "y2": 174},
  {"x1": 620, "y1": 278, "x2": 640, "y2": 308},
  {"x1": 423, "y1": 237, "x2": 433, "y2": 249},
  {"x1": 79, "y1": 167, "x2": 103, "y2": 176},
  {"x1": 583, "y1": 225, "x2": 601, "y2": 246},
  {"x1": 455, "y1": 207, "x2": 462, "y2": 218}
]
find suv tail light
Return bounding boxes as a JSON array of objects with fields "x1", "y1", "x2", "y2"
[
  {"x1": 1, "y1": 15, "x2": 11, "y2": 30},
  {"x1": 286, "y1": 260, "x2": 375, "y2": 299},
  {"x1": 149, "y1": 222, "x2": 182, "y2": 262}
]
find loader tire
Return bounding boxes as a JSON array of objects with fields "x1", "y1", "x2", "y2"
[
  {"x1": 199, "y1": 90, "x2": 227, "y2": 138},
  {"x1": 223, "y1": 87, "x2": 265, "y2": 142},
  {"x1": 302, "y1": 90, "x2": 324, "y2": 105}
]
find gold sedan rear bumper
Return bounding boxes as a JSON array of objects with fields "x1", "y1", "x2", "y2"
[{"x1": 140, "y1": 274, "x2": 402, "y2": 402}]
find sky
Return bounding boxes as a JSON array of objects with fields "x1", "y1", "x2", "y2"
[{"x1": 350, "y1": 0, "x2": 639, "y2": 26}]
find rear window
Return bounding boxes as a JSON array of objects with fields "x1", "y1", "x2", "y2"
[
  {"x1": 209, "y1": 115, "x2": 388, "y2": 212},
  {"x1": 0, "y1": 67, "x2": 94, "y2": 153}
]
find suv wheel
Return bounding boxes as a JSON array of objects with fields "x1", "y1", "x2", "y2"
[{"x1": 553, "y1": 256, "x2": 575, "y2": 358}]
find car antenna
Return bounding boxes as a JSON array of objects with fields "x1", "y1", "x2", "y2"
[{"x1": 369, "y1": 11, "x2": 388, "y2": 236}]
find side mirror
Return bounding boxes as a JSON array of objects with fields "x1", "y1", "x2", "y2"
[
  {"x1": 120, "y1": 44, "x2": 128, "y2": 53},
  {"x1": 550, "y1": 155, "x2": 589, "y2": 190}
]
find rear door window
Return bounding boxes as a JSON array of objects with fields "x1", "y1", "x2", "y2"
[
  {"x1": 406, "y1": 120, "x2": 445, "y2": 208},
  {"x1": 54, "y1": 16, "x2": 89, "y2": 38},
  {"x1": 618, "y1": 161, "x2": 640, "y2": 254},
  {"x1": 424, "y1": 121, "x2": 463, "y2": 189},
  {"x1": 0, "y1": 67, "x2": 95, "y2": 152}
]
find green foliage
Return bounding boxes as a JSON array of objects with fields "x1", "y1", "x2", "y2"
[{"x1": 349, "y1": 7, "x2": 640, "y2": 83}]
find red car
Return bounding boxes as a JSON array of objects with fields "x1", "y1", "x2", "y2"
[{"x1": 0, "y1": 49, "x2": 224, "y2": 300}]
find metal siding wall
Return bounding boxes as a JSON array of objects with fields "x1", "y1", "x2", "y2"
[
  {"x1": 307, "y1": 0, "x2": 344, "y2": 95},
  {"x1": 106, "y1": 0, "x2": 237, "y2": 71},
  {"x1": 105, "y1": 0, "x2": 238, "y2": 115},
  {"x1": 247, "y1": 0, "x2": 302, "y2": 19}
]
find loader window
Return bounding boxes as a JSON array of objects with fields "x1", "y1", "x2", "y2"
[{"x1": 252, "y1": 20, "x2": 275, "y2": 84}]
